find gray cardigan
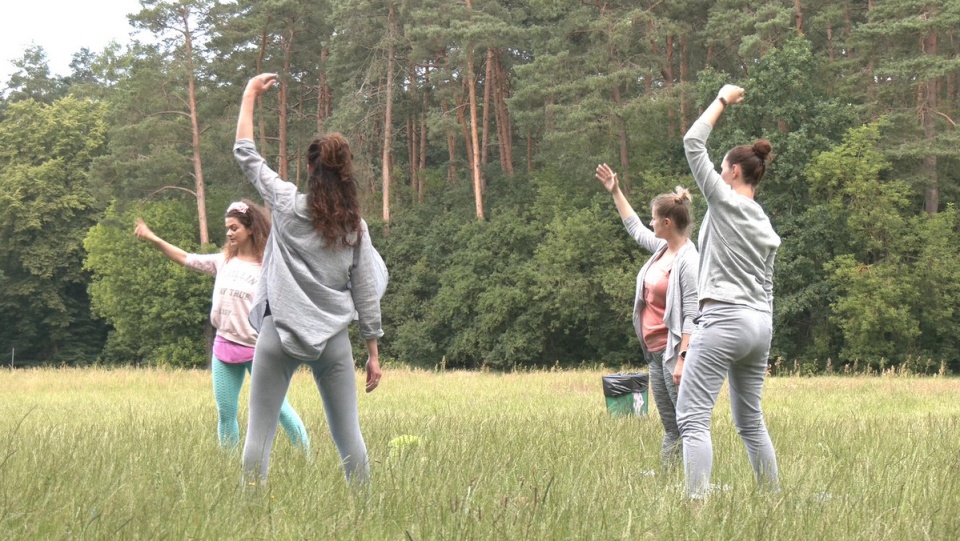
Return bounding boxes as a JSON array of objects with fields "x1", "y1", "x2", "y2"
[
  {"x1": 623, "y1": 212, "x2": 699, "y2": 372},
  {"x1": 234, "y1": 138, "x2": 383, "y2": 361},
  {"x1": 683, "y1": 120, "x2": 779, "y2": 314}
]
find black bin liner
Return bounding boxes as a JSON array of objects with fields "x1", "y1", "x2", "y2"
[{"x1": 602, "y1": 373, "x2": 649, "y2": 397}]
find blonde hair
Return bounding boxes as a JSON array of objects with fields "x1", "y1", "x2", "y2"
[{"x1": 651, "y1": 186, "x2": 694, "y2": 235}]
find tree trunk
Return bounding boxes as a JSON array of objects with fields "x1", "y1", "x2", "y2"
[
  {"x1": 481, "y1": 48, "x2": 494, "y2": 166},
  {"x1": 294, "y1": 79, "x2": 304, "y2": 186},
  {"x1": 278, "y1": 27, "x2": 295, "y2": 181},
  {"x1": 494, "y1": 52, "x2": 514, "y2": 176},
  {"x1": 465, "y1": 0, "x2": 484, "y2": 220},
  {"x1": 256, "y1": 31, "x2": 269, "y2": 153},
  {"x1": 923, "y1": 30, "x2": 939, "y2": 214},
  {"x1": 526, "y1": 132, "x2": 533, "y2": 173},
  {"x1": 408, "y1": 114, "x2": 417, "y2": 194},
  {"x1": 793, "y1": 0, "x2": 804, "y2": 35},
  {"x1": 383, "y1": 0, "x2": 396, "y2": 226},
  {"x1": 182, "y1": 7, "x2": 208, "y2": 245},
  {"x1": 441, "y1": 95, "x2": 457, "y2": 184},
  {"x1": 612, "y1": 84, "x2": 631, "y2": 195},
  {"x1": 318, "y1": 47, "x2": 329, "y2": 134},
  {"x1": 441, "y1": 53, "x2": 458, "y2": 185},
  {"x1": 679, "y1": 33, "x2": 689, "y2": 132},
  {"x1": 457, "y1": 93, "x2": 474, "y2": 176},
  {"x1": 826, "y1": 23, "x2": 835, "y2": 61},
  {"x1": 419, "y1": 67, "x2": 429, "y2": 202},
  {"x1": 492, "y1": 53, "x2": 507, "y2": 173},
  {"x1": 665, "y1": 33, "x2": 675, "y2": 138}
]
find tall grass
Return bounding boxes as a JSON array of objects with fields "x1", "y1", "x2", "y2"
[{"x1": 1, "y1": 367, "x2": 958, "y2": 539}]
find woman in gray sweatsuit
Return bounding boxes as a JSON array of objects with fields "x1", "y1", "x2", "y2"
[
  {"x1": 596, "y1": 164, "x2": 699, "y2": 470},
  {"x1": 234, "y1": 73, "x2": 384, "y2": 486},
  {"x1": 677, "y1": 84, "x2": 780, "y2": 499}
]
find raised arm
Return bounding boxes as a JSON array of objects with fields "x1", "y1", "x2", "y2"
[
  {"x1": 595, "y1": 164, "x2": 636, "y2": 220},
  {"x1": 234, "y1": 73, "x2": 296, "y2": 209},
  {"x1": 596, "y1": 163, "x2": 663, "y2": 254},
  {"x1": 683, "y1": 84, "x2": 745, "y2": 203},
  {"x1": 236, "y1": 73, "x2": 277, "y2": 142},
  {"x1": 696, "y1": 84, "x2": 744, "y2": 129},
  {"x1": 134, "y1": 219, "x2": 188, "y2": 266}
]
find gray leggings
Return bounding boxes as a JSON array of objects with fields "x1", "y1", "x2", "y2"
[
  {"x1": 676, "y1": 303, "x2": 779, "y2": 498},
  {"x1": 645, "y1": 348, "x2": 681, "y2": 469},
  {"x1": 242, "y1": 316, "x2": 368, "y2": 485}
]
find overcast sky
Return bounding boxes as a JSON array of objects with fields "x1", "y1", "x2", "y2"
[{"x1": 1, "y1": 0, "x2": 143, "y2": 85}]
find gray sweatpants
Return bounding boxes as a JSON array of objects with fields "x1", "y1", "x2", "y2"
[
  {"x1": 675, "y1": 302, "x2": 779, "y2": 498},
  {"x1": 645, "y1": 348, "x2": 681, "y2": 469},
  {"x1": 242, "y1": 316, "x2": 368, "y2": 486}
]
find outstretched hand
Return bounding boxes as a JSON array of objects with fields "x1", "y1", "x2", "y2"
[
  {"x1": 244, "y1": 73, "x2": 278, "y2": 98},
  {"x1": 595, "y1": 163, "x2": 619, "y2": 193},
  {"x1": 134, "y1": 218, "x2": 156, "y2": 242}
]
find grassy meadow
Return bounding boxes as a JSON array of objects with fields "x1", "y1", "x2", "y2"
[{"x1": 1, "y1": 367, "x2": 959, "y2": 540}]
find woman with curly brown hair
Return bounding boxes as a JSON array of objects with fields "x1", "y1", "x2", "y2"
[
  {"x1": 134, "y1": 201, "x2": 309, "y2": 451},
  {"x1": 234, "y1": 73, "x2": 384, "y2": 487}
]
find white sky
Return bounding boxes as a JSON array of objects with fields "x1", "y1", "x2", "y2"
[{"x1": 1, "y1": 0, "x2": 144, "y2": 85}]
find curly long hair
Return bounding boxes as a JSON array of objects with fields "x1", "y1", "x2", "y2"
[
  {"x1": 223, "y1": 199, "x2": 270, "y2": 262},
  {"x1": 306, "y1": 133, "x2": 362, "y2": 247}
]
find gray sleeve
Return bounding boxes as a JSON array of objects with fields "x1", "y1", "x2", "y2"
[
  {"x1": 233, "y1": 139, "x2": 297, "y2": 210},
  {"x1": 683, "y1": 120, "x2": 726, "y2": 205},
  {"x1": 350, "y1": 222, "x2": 384, "y2": 340},
  {"x1": 679, "y1": 249, "x2": 700, "y2": 336},
  {"x1": 763, "y1": 248, "x2": 777, "y2": 313},
  {"x1": 623, "y1": 212, "x2": 665, "y2": 254}
]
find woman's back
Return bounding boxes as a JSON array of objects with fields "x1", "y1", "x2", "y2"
[{"x1": 234, "y1": 138, "x2": 383, "y2": 360}]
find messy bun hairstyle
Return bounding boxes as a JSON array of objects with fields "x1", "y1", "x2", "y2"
[
  {"x1": 306, "y1": 133, "x2": 362, "y2": 247},
  {"x1": 224, "y1": 199, "x2": 270, "y2": 262},
  {"x1": 651, "y1": 186, "x2": 694, "y2": 235},
  {"x1": 725, "y1": 139, "x2": 773, "y2": 187}
]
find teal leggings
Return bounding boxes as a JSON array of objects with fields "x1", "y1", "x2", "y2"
[{"x1": 212, "y1": 356, "x2": 309, "y2": 451}]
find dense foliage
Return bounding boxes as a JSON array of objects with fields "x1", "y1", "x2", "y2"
[{"x1": 1, "y1": 0, "x2": 958, "y2": 371}]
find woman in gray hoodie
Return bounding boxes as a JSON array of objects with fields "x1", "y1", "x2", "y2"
[
  {"x1": 596, "y1": 164, "x2": 699, "y2": 470},
  {"x1": 677, "y1": 84, "x2": 780, "y2": 499}
]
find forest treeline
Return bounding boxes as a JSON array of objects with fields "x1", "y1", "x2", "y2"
[{"x1": 1, "y1": 0, "x2": 959, "y2": 372}]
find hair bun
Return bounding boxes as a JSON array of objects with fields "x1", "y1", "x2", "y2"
[
  {"x1": 752, "y1": 139, "x2": 773, "y2": 163},
  {"x1": 673, "y1": 186, "x2": 692, "y2": 204}
]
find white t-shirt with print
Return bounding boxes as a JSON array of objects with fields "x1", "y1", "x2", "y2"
[{"x1": 185, "y1": 253, "x2": 261, "y2": 347}]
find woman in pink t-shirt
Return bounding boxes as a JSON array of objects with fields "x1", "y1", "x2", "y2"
[
  {"x1": 596, "y1": 164, "x2": 700, "y2": 471},
  {"x1": 135, "y1": 200, "x2": 309, "y2": 451}
]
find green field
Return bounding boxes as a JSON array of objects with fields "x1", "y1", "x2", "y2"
[{"x1": 1, "y1": 368, "x2": 959, "y2": 539}]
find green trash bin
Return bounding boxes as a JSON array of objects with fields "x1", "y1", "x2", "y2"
[{"x1": 602, "y1": 373, "x2": 649, "y2": 417}]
